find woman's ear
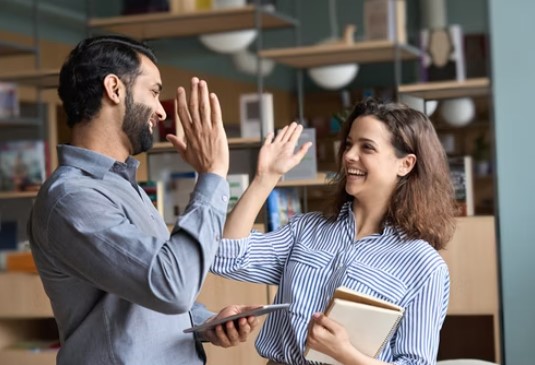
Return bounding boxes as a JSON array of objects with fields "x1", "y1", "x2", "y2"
[
  {"x1": 103, "y1": 74, "x2": 122, "y2": 104},
  {"x1": 398, "y1": 154, "x2": 417, "y2": 177}
]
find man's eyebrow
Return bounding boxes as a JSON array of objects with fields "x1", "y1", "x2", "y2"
[{"x1": 154, "y1": 83, "x2": 162, "y2": 92}]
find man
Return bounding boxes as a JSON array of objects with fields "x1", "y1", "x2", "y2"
[{"x1": 28, "y1": 35, "x2": 258, "y2": 365}]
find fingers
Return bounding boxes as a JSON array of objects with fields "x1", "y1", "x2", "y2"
[
  {"x1": 176, "y1": 87, "x2": 192, "y2": 136},
  {"x1": 198, "y1": 80, "x2": 212, "y2": 129},
  {"x1": 188, "y1": 78, "x2": 201, "y2": 130}
]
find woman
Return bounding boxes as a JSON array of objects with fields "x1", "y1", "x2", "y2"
[{"x1": 211, "y1": 99, "x2": 456, "y2": 365}]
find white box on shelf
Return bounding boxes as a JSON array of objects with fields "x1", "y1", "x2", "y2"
[
  {"x1": 282, "y1": 128, "x2": 317, "y2": 181},
  {"x1": 240, "y1": 92, "x2": 274, "y2": 138}
]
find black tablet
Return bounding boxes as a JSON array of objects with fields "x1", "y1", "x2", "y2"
[{"x1": 183, "y1": 303, "x2": 290, "y2": 333}]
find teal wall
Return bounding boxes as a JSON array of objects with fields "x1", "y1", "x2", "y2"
[{"x1": 489, "y1": 0, "x2": 535, "y2": 363}]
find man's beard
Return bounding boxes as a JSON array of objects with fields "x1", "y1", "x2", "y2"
[{"x1": 122, "y1": 88, "x2": 154, "y2": 155}]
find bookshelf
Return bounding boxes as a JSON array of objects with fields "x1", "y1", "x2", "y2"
[
  {"x1": 150, "y1": 138, "x2": 262, "y2": 153},
  {"x1": 0, "y1": 69, "x2": 60, "y2": 89},
  {"x1": 89, "y1": 5, "x2": 297, "y2": 40},
  {"x1": 277, "y1": 172, "x2": 331, "y2": 187}
]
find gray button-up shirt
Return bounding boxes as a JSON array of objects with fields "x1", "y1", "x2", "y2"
[{"x1": 29, "y1": 145, "x2": 229, "y2": 365}]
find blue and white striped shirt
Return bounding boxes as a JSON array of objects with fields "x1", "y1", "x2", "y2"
[{"x1": 212, "y1": 202, "x2": 449, "y2": 365}]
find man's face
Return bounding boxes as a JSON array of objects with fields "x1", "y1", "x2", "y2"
[{"x1": 122, "y1": 55, "x2": 166, "y2": 155}]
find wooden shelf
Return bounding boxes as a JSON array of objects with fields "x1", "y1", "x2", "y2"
[
  {"x1": 150, "y1": 137, "x2": 261, "y2": 153},
  {"x1": 276, "y1": 172, "x2": 332, "y2": 187},
  {"x1": 0, "y1": 118, "x2": 42, "y2": 128},
  {"x1": 398, "y1": 78, "x2": 491, "y2": 100},
  {"x1": 0, "y1": 273, "x2": 53, "y2": 318},
  {"x1": 0, "y1": 40, "x2": 35, "y2": 57},
  {"x1": 0, "y1": 348, "x2": 57, "y2": 365},
  {"x1": 89, "y1": 6, "x2": 297, "y2": 40},
  {"x1": 0, "y1": 191, "x2": 38, "y2": 200},
  {"x1": 0, "y1": 69, "x2": 60, "y2": 89},
  {"x1": 259, "y1": 40, "x2": 420, "y2": 68}
]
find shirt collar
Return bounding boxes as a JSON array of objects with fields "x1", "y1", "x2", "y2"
[
  {"x1": 57, "y1": 144, "x2": 140, "y2": 181},
  {"x1": 340, "y1": 200, "x2": 398, "y2": 237}
]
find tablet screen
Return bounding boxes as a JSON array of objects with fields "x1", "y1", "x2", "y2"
[{"x1": 183, "y1": 303, "x2": 290, "y2": 333}]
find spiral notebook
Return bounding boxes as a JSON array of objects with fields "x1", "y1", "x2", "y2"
[{"x1": 305, "y1": 286, "x2": 404, "y2": 364}]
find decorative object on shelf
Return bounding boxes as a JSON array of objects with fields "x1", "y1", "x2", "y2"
[
  {"x1": 472, "y1": 133, "x2": 491, "y2": 176},
  {"x1": 0, "y1": 82, "x2": 19, "y2": 119},
  {"x1": 169, "y1": 0, "x2": 197, "y2": 13},
  {"x1": 199, "y1": 0, "x2": 257, "y2": 54},
  {"x1": 307, "y1": 1, "x2": 358, "y2": 90},
  {"x1": 239, "y1": 92, "x2": 274, "y2": 138},
  {"x1": 308, "y1": 63, "x2": 359, "y2": 90},
  {"x1": 233, "y1": 49, "x2": 275, "y2": 76},
  {"x1": 163, "y1": 171, "x2": 197, "y2": 224},
  {"x1": 398, "y1": 93, "x2": 438, "y2": 117},
  {"x1": 363, "y1": 0, "x2": 406, "y2": 43},
  {"x1": 440, "y1": 97, "x2": 475, "y2": 127},
  {"x1": 419, "y1": 0, "x2": 466, "y2": 82}
]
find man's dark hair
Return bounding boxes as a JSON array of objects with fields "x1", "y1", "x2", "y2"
[{"x1": 58, "y1": 35, "x2": 157, "y2": 127}]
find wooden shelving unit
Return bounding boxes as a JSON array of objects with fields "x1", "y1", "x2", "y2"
[
  {"x1": 398, "y1": 78, "x2": 490, "y2": 100},
  {"x1": 0, "y1": 118, "x2": 42, "y2": 128},
  {"x1": 0, "y1": 69, "x2": 60, "y2": 89},
  {"x1": 150, "y1": 137, "x2": 262, "y2": 153},
  {"x1": 89, "y1": 5, "x2": 297, "y2": 39},
  {"x1": 0, "y1": 348, "x2": 57, "y2": 365},
  {"x1": 259, "y1": 40, "x2": 420, "y2": 68}
]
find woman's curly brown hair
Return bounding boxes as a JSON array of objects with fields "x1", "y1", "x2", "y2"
[{"x1": 323, "y1": 98, "x2": 456, "y2": 250}]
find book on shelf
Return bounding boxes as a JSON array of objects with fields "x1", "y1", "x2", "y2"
[
  {"x1": 305, "y1": 286, "x2": 405, "y2": 364},
  {"x1": 0, "y1": 82, "x2": 19, "y2": 119},
  {"x1": 138, "y1": 180, "x2": 164, "y2": 217},
  {"x1": 266, "y1": 187, "x2": 301, "y2": 232},
  {"x1": 0, "y1": 140, "x2": 46, "y2": 192},
  {"x1": 163, "y1": 171, "x2": 197, "y2": 224},
  {"x1": 226, "y1": 174, "x2": 249, "y2": 213},
  {"x1": 363, "y1": 0, "x2": 407, "y2": 44},
  {"x1": 282, "y1": 127, "x2": 317, "y2": 181},
  {"x1": 0, "y1": 251, "x2": 37, "y2": 273},
  {"x1": 448, "y1": 155, "x2": 474, "y2": 216}
]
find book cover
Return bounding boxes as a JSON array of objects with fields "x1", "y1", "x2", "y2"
[
  {"x1": 364, "y1": 0, "x2": 407, "y2": 44},
  {"x1": 163, "y1": 171, "x2": 197, "y2": 224},
  {"x1": 226, "y1": 174, "x2": 249, "y2": 213},
  {"x1": 0, "y1": 140, "x2": 46, "y2": 192},
  {"x1": 305, "y1": 286, "x2": 404, "y2": 364},
  {"x1": 266, "y1": 187, "x2": 302, "y2": 232},
  {"x1": 449, "y1": 155, "x2": 474, "y2": 216},
  {"x1": 138, "y1": 180, "x2": 164, "y2": 217}
]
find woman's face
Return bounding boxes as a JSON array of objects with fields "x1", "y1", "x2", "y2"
[{"x1": 342, "y1": 115, "x2": 411, "y2": 202}]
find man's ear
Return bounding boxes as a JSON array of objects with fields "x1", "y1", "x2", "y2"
[
  {"x1": 398, "y1": 154, "x2": 417, "y2": 177},
  {"x1": 103, "y1": 74, "x2": 122, "y2": 104}
]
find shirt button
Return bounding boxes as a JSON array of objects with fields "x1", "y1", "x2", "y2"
[{"x1": 222, "y1": 195, "x2": 228, "y2": 202}]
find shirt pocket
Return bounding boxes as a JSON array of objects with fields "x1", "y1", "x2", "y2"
[
  {"x1": 287, "y1": 244, "x2": 334, "y2": 270},
  {"x1": 344, "y1": 263, "x2": 407, "y2": 304}
]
